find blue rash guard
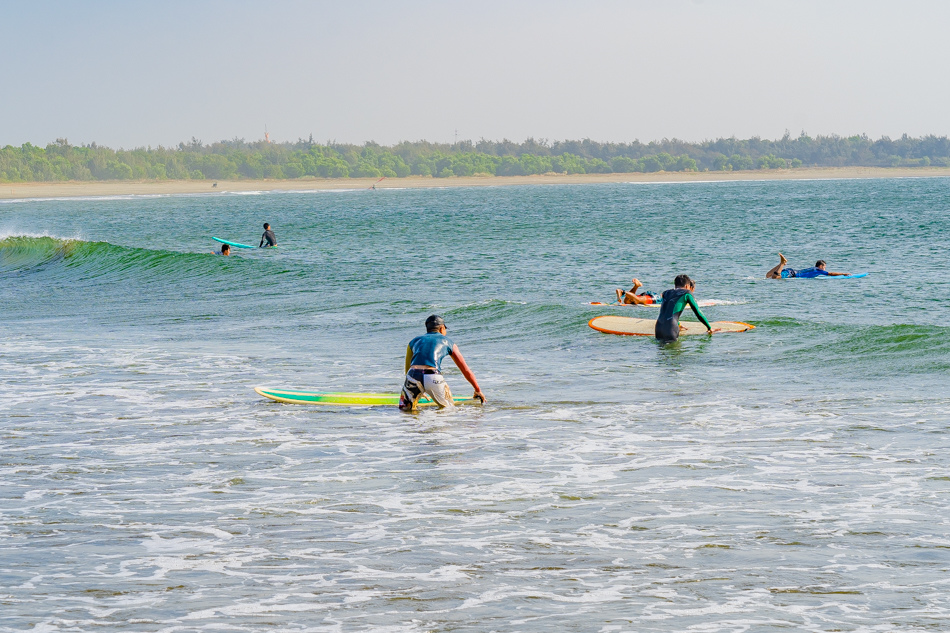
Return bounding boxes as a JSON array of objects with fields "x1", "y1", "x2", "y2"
[
  {"x1": 792, "y1": 266, "x2": 830, "y2": 279},
  {"x1": 407, "y1": 332, "x2": 455, "y2": 371}
]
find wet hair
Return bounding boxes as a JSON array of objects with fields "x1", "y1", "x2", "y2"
[
  {"x1": 221, "y1": 244, "x2": 230, "y2": 253},
  {"x1": 425, "y1": 314, "x2": 446, "y2": 332},
  {"x1": 815, "y1": 260, "x2": 826, "y2": 268},
  {"x1": 674, "y1": 274, "x2": 694, "y2": 288},
  {"x1": 263, "y1": 223, "x2": 270, "y2": 229}
]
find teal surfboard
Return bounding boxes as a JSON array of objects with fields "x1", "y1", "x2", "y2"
[
  {"x1": 212, "y1": 237, "x2": 256, "y2": 249},
  {"x1": 255, "y1": 387, "x2": 479, "y2": 407},
  {"x1": 817, "y1": 272, "x2": 868, "y2": 279}
]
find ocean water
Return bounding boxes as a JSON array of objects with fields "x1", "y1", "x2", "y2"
[{"x1": 1, "y1": 178, "x2": 949, "y2": 632}]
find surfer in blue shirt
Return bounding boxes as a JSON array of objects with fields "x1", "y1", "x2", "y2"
[
  {"x1": 399, "y1": 314, "x2": 485, "y2": 411},
  {"x1": 767, "y1": 254, "x2": 849, "y2": 278},
  {"x1": 259, "y1": 223, "x2": 277, "y2": 248},
  {"x1": 215, "y1": 244, "x2": 231, "y2": 256}
]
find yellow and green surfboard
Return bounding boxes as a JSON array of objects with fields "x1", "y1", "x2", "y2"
[{"x1": 254, "y1": 387, "x2": 479, "y2": 407}]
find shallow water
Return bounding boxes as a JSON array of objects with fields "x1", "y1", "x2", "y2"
[{"x1": 2, "y1": 179, "x2": 949, "y2": 631}]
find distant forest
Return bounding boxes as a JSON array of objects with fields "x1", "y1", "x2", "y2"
[{"x1": 2, "y1": 133, "x2": 950, "y2": 182}]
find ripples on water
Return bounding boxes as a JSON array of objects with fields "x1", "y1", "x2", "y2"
[{"x1": 2, "y1": 179, "x2": 950, "y2": 631}]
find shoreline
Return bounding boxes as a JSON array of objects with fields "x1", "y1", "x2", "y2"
[{"x1": 2, "y1": 166, "x2": 949, "y2": 200}]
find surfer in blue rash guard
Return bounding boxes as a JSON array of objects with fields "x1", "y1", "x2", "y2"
[
  {"x1": 766, "y1": 253, "x2": 850, "y2": 278},
  {"x1": 399, "y1": 314, "x2": 486, "y2": 411},
  {"x1": 655, "y1": 274, "x2": 713, "y2": 342},
  {"x1": 215, "y1": 244, "x2": 231, "y2": 256},
  {"x1": 259, "y1": 223, "x2": 277, "y2": 248}
]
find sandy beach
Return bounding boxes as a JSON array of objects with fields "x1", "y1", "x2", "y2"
[{"x1": 2, "y1": 166, "x2": 948, "y2": 200}]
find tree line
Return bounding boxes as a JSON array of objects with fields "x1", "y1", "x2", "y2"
[{"x1": 2, "y1": 132, "x2": 949, "y2": 182}]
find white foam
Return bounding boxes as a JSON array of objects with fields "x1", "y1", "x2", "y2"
[{"x1": 0, "y1": 228, "x2": 87, "y2": 241}]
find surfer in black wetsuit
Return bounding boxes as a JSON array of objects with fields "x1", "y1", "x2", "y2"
[
  {"x1": 259, "y1": 223, "x2": 277, "y2": 248},
  {"x1": 655, "y1": 274, "x2": 713, "y2": 341}
]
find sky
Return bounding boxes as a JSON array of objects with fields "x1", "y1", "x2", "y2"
[{"x1": 2, "y1": 0, "x2": 949, "y2": 148}]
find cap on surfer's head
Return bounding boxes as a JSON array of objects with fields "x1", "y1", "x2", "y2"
[
  {"x1": 263, "y1": 223, "x2": 270, "y2": 229},
  {"x1": 425, "y1": 314, "x2": 446, "y2": 332},
  {"x1": 815, "y1": 260, "x2": 826, "y2": 268},
  {"x1": 674, "y1": 274, "x2": 694, "y2": 288}
]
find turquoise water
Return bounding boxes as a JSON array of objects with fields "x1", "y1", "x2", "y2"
[{"x1": 2, "y1": 179, "x2": 949, "y2": 632}]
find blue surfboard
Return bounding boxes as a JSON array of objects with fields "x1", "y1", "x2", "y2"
[{"x1": 817, "y1": 273, "x2": 868, "y2": 279}]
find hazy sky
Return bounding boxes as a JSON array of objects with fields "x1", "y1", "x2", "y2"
[{"x1": 2, "y1": 0, "x2": 948, "y2": 148}]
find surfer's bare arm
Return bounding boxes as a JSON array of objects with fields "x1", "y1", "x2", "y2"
[
  {"x1": 404, "y1": 345, "x2": 413, "y2": 374},
  {"x1": 827, "y1": 271, "x2": 850, "y2": 276},
  {"x1": 450, "y1": 345, "x2": 485, "y2": 402}
]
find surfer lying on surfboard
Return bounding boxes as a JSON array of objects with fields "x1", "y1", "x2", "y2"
[
  {"x1": 399, "y1": 314, "x2": 485, "y2": 411},
  {"x1": 656, "y1": 274, "x2": 713, "y2": 341},
  {"x1": 615, "y1": 278, "x2": 661, "y2": 305},
  {"x1": 766, "y1": 253, "x2": 850, "y2": 279}
]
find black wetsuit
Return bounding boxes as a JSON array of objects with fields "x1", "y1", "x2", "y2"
[
  {"x1": 260, "y1": 230, "x2": 277, "y2": 248},
  {"x1": 655, "y1": 288, "x2": 712, "y2": 341}
]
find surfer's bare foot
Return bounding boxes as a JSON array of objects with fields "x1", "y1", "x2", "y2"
[
  {"x1": 616, "y1": 289, "x2": 624, "y2": 302},
  {"x1": 766, "y1": 254, "x2": 788, "y2": 279}
]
